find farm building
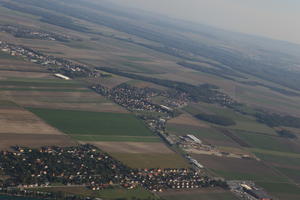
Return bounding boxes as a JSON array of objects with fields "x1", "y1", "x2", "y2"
[
  {"x1": 241, "y1": 184, "x2": 272, "y2": 200},
  {"x1": 189, "y1": 157, "x2": 204, "y2": 169},
  {"x1": 54, "y1": 73, "x2": 71, "y2": 80},
  {"x1": 186, "y1": 134, "x2": 202, "y2": 144}
]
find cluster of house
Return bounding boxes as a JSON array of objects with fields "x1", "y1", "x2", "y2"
[
  {"x1": 95, "y1": 168, "x2": 227, "y2": 192},
  {"x1": 162, "y1": 91, "x2": 188, "y2": 108},
  {"x1": 0, "y1": 145, "x2": 226, "y2": 193},
  {"x1": 0, "y1": 40, "x2": 92, "y2": 78},
  {"x1": 208, "y1": 92, "x2": 237, "y2": 107},
  {"x1": 0, "y1": 24, "x2": 76, "y2": 42},
  {"x1": 92, "y1": 84, "x2": 173, "y2": 114}
]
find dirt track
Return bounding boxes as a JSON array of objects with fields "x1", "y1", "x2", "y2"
[{"x1": 91, "y1": 142, "x2": 174, "y2": 154}]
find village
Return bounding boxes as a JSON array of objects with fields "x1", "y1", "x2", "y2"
[
  {"x1": 0, "y1": 24, "x2": 77, "y2": 42},
  {"x1": 91, "y1": 84, "x2": 173, "y2": 114},
  {"x1": 0, "y1": 39, "x2": 274, "y2": 200},
  {"x1": 0, "y1": 40, "x2": 93, "y2": 78},
  {"x1": 0, "y1": 145, "x2": 227, "y2": 194}
]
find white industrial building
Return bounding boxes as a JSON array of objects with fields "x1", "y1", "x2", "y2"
[{"x1": 54, "y1": 73, "x2": 71, "y2": 80}]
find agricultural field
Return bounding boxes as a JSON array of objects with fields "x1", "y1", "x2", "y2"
[
  {"x1": 0, "y1": 106, "x2": 62, "y2": 135},
  {"x1": 0, "y1": 100, "x2": 76, "y2": 150},
  {"x1": 255, "y1": 182, "x2": 300, "y2": 200},
  {"x1": 159, "y1": 188, "x2": 239, "y2": 200},
  {"x1": 0, "y1": 133, "x2": 76, "y2": 150},
  {"x1": 32, "y1": 186, "x2": 159, "y2": 200},
  {"x1": 250, "y1": 149, "x2": 300, "y2": 183},
  {"x1": 275, "y1": 167, "x2": 300, "y2": 183},
  {"x1": 72, "y1": 135, "x2": 161, "y2": 143},
  {"x1": 3, "y1": 90, "x2": 125, "y2": 113},
  {"x1": 90, "y1": 141, "x2": 189, "y2": 168},
  {"x1": 90, "y1": 142, "x2": 172, "y2": 154},
  {"x1": 0, "y1": 195, "x2": 42, "y2": 200},
  {"x1": 166, "y1": 123, "x2": 240, "y2": 148},
  {"x1": 167, "y1": 113, "x2": 209, "y2": 128},
  {"x1": 109, "y1": 152, "x2": 189, "y2": 169},
  {"x1": 234, "y1": 130, "x2": 300, "y2": 153},
  {"x1": 192, "y1": 154, "x2": 289, "y2": 183},
  {"x1": 0, "y1": 66, "x2": 125, "y2": 113},
  {"x1": 0, "y1": 59, "x2": 46, "y2": 72},
  {"x1": 183, "y1": 102, "x2": 277, "y2": 135},
  {"x1": 191, "y1": 153, "x2": 300, "y2": 200},
  {"x1": 28, "y1": 108, "x2": 154, "y2": 137},
  {"x1": 0, "y1": 1, "x2": 300, "y2": 199}
]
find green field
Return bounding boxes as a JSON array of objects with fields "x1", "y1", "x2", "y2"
[
  {"x1": 256, "y1": 182, "x2": 300, "y2": 200},
  {"x1": 275, "y1": 167, "x2": 300, "y2": 183},
  {"x1": 211, "y1": 169, "x2": 289, "y2": 182},
  {"x1": 252, "y1": 150, "x2": 300, "y2": 166},
  {"x1": 28, "y1": 108, "x2": 154, "y2": 137},
  {"x1": 0, "y1": 195, "x2": 42, "y2": 200},
  {"x1": 234, "y1": 130, "x2": 300, "y2": 153},
  {"x1": 183, "y1": 102, "x2": 276, "y2": 135},
  {"x1": 32, "y1": 186, "x2": 158, "y2": 200},
  {"x1": 257, "y1": 182, "x2": 300, "y2": 194}
]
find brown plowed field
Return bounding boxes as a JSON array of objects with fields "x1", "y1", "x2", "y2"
[
  {"x1": 0, "y1": 90, "x2": 127, "y2": 113},
  {"x1": 0, "y1": 107, "x2": 63, "y2": 135},
  {"x1": 0, "y1": 59, "x2": 45, "y2": 72},
  {"x1": 0, "y1": 70, "x2": 51, "y2": 79}
]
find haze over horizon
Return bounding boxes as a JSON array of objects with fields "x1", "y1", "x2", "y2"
[{"x1": 110, "y1": 0, "x2": 300, "y2": 45}]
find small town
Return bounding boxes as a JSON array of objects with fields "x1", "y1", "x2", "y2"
[
  {"x1": 0, "y1": 145, "x2": 227, "y2": 194},
  {"x1": 92, "y1": 84, "x2": 172, "y2": 114},
  {"x1": 0, "y1": 40, "x2": 93, "y2": 78},
  {"x1": 0, "y1": 1, "x2": 299, "y2": 200},
  {"x1": 0, "y1": 24, "x2": 77, "y2": 42}
]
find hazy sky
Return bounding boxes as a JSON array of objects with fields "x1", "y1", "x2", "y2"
[{"x1": 111, "y1": 0, "x2": 300, "y2": 44}]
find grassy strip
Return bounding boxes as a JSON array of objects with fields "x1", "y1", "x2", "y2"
[
  {"x1": 248, "y1": 148, "x2": 300, "y2": 158},
  {"x1": 0, "y1": 88, "x2": 90, "y2": 92},
  {"x1": 0, "y1": 80, "x2": 81, "y2": 88},
  {"x1": 72, "y1": 135, "x2": 161, "y2": 142}
]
